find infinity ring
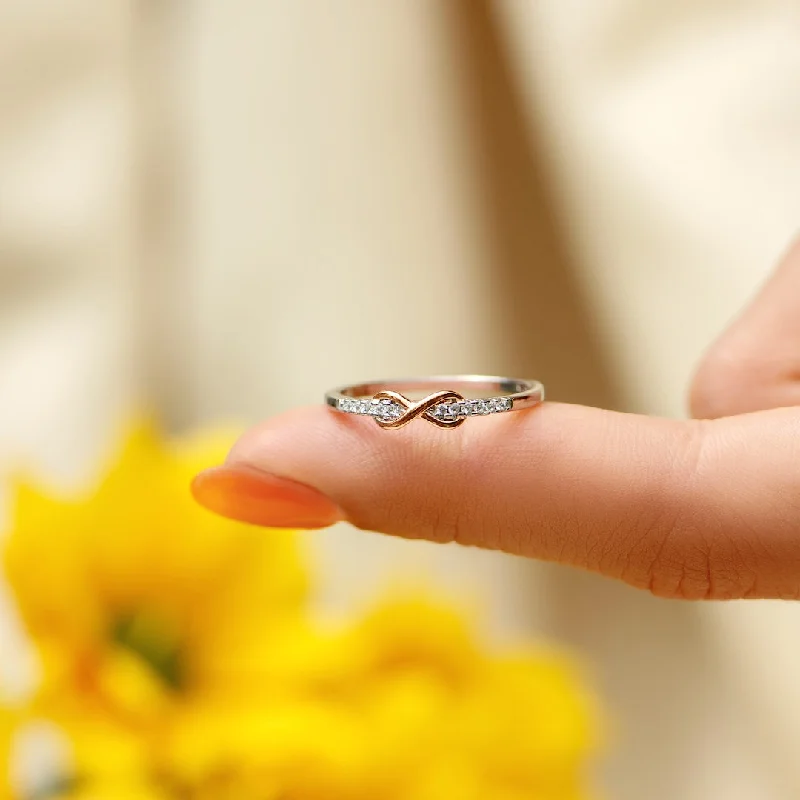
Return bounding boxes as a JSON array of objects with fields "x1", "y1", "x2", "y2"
[{"x1": 325, "y1": 375, "x2": 544, "y2": 430}]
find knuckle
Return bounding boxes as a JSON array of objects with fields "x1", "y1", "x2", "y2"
[
  {"x1": 644, "y1": 548, "x2": 757, "y2": 601},
  {"x1": 621, "y1": 421, "x2": 731, "y2": 599},
  {"x1": 644, "y1": 548, "x2": 715, "y2": 600}
]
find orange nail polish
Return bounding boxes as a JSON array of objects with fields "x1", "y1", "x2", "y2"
[{"x1": 191, "y1": 465, "x2": 344, "y2": 529}]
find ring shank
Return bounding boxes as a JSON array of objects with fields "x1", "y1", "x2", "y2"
[{"x1": 325, "y1": 374, "x2": 544, "y2": 410}]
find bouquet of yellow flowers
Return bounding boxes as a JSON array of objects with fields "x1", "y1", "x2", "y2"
[{"x1": 1, "y1": 424, "x2": 600, "y2": 799}]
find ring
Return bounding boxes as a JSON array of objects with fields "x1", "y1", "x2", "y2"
[{"x1": 325, "y1": 375, "x2": 544, "y2": 429}]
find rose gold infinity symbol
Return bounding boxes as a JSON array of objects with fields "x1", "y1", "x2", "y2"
[{"x1": 373, "y1": 390, "x2": 466, "y2": 429}]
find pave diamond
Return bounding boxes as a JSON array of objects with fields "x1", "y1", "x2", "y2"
[
  {"x1": 440, "y1": 403, "x2": 458, "y2": 420},
  {"x1": 339, "y1": 393, "x2": 515, "y2": 420},
  {"x1": 368, "y1": 398, "x2": 402, "y2": 419},
  {"x1": 430, "y1": 402, "x2": 457, "y2": 420}
]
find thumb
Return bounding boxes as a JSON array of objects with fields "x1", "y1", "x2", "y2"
[{"x1": 192, "y1": 401, "x2": 800, "y2": 601}]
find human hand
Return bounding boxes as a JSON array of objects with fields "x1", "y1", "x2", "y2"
[{"x1": 192, "y1": 239, "x2": 800, "y2": 600}]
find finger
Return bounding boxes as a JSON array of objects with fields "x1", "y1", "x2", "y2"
[
  {"x1": 192, "y1": 402, "x2": 800, "y2": 601},
  {"x1": 691, "y1": 236, "x2": 800, "y2": 418}
]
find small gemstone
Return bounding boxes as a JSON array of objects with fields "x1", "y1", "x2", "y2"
[
  {"x1": 372, "y1": 400, "x2": 398, "y2": 419},
  {"x1": 496, "y1": 397, "x2": 512, "y2": 412},
  {"x1": 340, "y1": 398, "x2": 352, "y2": 412},
  {"x1": 462, "y1": 401, "x2": 477, "y2": 416},
  {"x1": 476, "y1": 400, "x2": 491, "y2": 415}
]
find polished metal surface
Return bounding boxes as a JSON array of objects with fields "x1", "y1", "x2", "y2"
[{"x1": 325, "y1": 375, "x2": 545, "y2": 429}]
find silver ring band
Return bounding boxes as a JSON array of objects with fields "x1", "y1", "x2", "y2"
[{"x1": 325, "y1": 375, "x2": 544, "y2": 429}]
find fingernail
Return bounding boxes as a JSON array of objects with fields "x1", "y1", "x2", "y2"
[{"x1": 191, "y1": 465, "x2": 344, "y2": 529}]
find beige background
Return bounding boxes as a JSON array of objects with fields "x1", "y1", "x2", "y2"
[{"x1": 1, "y1": 2, "x2": 800, "y2": 798}]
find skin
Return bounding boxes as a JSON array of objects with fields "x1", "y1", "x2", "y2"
[{"x1": 193, "y1": 237, "x2": 800, "y2": 601}]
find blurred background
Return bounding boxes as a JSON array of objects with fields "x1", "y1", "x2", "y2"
[{"x1": 1, "y1": 1, "x2": 800, "y2": 798}]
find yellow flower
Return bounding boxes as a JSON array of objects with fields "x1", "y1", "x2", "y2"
[
  {"x1": 165, "y1": 701, "x2": 377, "y2": 800},
  {"x1": 451, "y1": 653, "x2": 599, "y2": 798},
  {"x1": 343, "y1": 596, "x2": 484, "y2": 689},
  {"x1": 49, "y1": 780, "x2": 172, "y2": 800},
  {"x1": 160, "y1": 597, "x2": 600, "y2": 800},
  {"x1": 345, "y1": 598, "x2": 600, "y2": 799},
  {"x1": 0, "y1": 701, "x2": 15, "y2": 800},
  {"x1": 2, "y1": 422, "x2": 306, "y2": 777}
]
